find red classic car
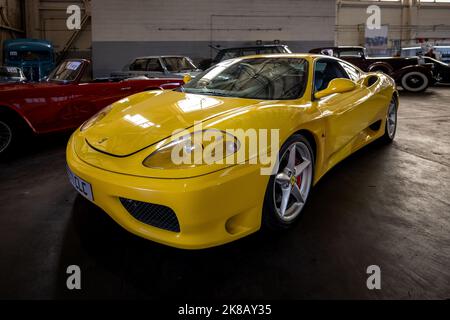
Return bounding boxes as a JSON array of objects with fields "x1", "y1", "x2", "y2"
[{"x1": 0, "y1": 59, "x2": 184, "y2": 156}]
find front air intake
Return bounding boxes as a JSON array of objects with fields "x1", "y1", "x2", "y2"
[{"x1": 120, "y1": 198, "x2": 180, "y2": 233}]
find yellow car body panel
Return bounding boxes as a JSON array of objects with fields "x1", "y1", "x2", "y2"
[{"x1": 66, "y1": 54, "x2": 397, "y2": 249}]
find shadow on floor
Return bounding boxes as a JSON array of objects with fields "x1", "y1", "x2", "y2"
[{"x1": 54, "y1": 142, "x2": 394, "y2": 299}]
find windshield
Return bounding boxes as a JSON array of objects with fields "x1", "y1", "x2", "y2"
[
  {"x1": 0, "y1": 67, "x2": 21, "y2": 78},
  {"x1": 7, "y1": 50, "x2": 52, "y2": 62},
  {"x1": 162, "y1": 57, "x2": 197, "y2": 72},
  {"x1": 48, "y1": 60, "x2": 83, "y2": 82},
  {"x1": 178, "y1": 57, "x2": 308, "y2": 100}
]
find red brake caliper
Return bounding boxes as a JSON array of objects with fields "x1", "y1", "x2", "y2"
[
  {"x1": 297, "y1": 174, "x2": 302, "y2": 187},
  {"x1": 296, "y1": 159, "x2": 302, "y2": 187}
]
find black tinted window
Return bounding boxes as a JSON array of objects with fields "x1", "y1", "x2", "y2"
[
  {"x1": 146, "y1": 58, "x2": 164, "y2": 72},
  {"x1": 314, "y1": 59, "x2": 349, "y2": 91},
  {"x1": 130, "y1": 59, "x2": 148, "y2": 71},
  {"x1": 339, "y1": 50, "x2": 363, "y2": 58}
]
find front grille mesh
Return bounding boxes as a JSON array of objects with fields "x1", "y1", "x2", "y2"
[{"x1": 120, "y1": 198, "x2": 180, "y2": 233}]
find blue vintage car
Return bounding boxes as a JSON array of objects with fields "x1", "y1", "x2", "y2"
[{"x1": 3, "y1": 39, "x2": 55, "y2": 81}]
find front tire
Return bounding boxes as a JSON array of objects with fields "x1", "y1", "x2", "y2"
[
  {"x1": 262, "y1": 134, "x2": 314, "y2": 230},
  {"x1": 401, "y1": 71, "x2": 429, "y2": 92}
]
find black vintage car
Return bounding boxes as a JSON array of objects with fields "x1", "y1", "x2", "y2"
[
  {"x1": 422, "y1": 56, "x2": 450, "y2": 84},
  {"x1": 198, "y1": 44, "x2": 292, "y2": 70},
  {"x1": 310, "y1": 46, "x2": 434, "y2": 92}
]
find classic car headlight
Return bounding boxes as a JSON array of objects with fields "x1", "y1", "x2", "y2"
[
  {"x1": 80, "y1": 105, "x2": 113, "y2": 132},
  {"x1": 143, "y1": 130, "x2": 240, "y2": 169}
]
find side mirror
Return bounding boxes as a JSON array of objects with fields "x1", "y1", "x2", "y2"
[
  {"x1": 183, "y1": 74, "x2": 192, "y2": 84},
  {"x1": 314, "y1": 78, "x2": 356, "y2": 99}
]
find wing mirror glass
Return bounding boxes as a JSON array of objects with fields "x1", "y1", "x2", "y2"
[{"x1": 314, "y1": 78, "x2": 357, "y2": 99}]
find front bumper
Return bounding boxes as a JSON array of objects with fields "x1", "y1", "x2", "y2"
[{"x1": 66, "y1": 136, "x2": 269, "y2": 249}]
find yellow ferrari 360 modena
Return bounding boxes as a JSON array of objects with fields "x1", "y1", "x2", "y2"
[{"x1": 67, "y1": 54, "x2": 398, "y2": 249}]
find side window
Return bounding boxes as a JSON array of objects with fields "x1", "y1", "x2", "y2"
[
  {"x1": 314, "y1": 59, "x2": 349, "y2": 92},
  {"x1": 339, "y1": 62, "x2": 360, "y2": 82},
  {"x1": 258, "y1": 48, "x2": 278, "y2": 55},
  {"x1": 129, "y1": 59, "x2": 148, "y2": 71},
  {"x1": 146, "y1": 58, "x2": 164, "y2": 72},
  {"x1": 242, "y1": 49, "x2": 257, "y2": 56},
  {"x1": 339, "y1": 50, "x2": 364, "y2": 58}
]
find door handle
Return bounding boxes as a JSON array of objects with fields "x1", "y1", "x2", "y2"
[{"x1": 121, "y1": 87, "x2": 132, "y2": 91}]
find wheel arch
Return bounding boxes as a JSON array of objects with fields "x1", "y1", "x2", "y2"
[
  {"x1": 292, "y1": 129, "x2": 318, "y2": 165},
  {"x1": 143, "y1": 87, "x2": 163, "y2": 91},
  {"x1": 0, "y1": 105, "x2": 35, "y2": 133},
  {"x1": 368, "y1": 62, "x2": 393, "y2": 74},
  {"x1": 393, "y1": 65, "x2": 432, "y2": 81},
  {"x1": 392, "y1": 90, "x2": 399, "y2": 103}
]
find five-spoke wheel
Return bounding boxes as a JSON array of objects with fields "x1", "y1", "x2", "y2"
[{"x1": 263, "y1": 134, "x2": 314, "y2": 229}]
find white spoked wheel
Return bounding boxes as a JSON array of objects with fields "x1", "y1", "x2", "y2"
[{"x1": 401, "y1": 72, "x2": 429, "y2": 92}]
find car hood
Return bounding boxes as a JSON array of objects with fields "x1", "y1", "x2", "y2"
[{"x1": 82, "y1": 90, "x2": 261, "y2": 157}]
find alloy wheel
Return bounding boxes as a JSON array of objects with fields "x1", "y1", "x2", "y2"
[{"x1": 273, "y1": 142, "x2": 313, "y2": 222}]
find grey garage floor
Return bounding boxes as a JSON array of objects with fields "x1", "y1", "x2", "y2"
[{"x1": 0, "y1": 87, "x2": 449, "y2": 300}]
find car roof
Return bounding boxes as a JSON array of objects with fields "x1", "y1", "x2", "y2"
[
  {"x1": 224, "y1": 53, "x2": 364, "y2": 71},
  {"x1": 219, "y1": 44, "x2": 288, "y2": 51},
  {"x1": 312, "y1": 46, "x2": 365, "y2": 51},
  {"x1": 225, "y1": 53, "x2": 337, "y2": 61},
  {"x1": 133, "y1": 55, "x2": 189, "y2": 59}
]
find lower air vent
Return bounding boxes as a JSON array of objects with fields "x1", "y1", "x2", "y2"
[{"x1": 120, "y1": 198, "x2": 180, "y2": 233}]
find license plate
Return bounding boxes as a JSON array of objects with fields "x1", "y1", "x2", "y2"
[{"x1": 67, "y1": 167, "x2": 94, "y2": 202}]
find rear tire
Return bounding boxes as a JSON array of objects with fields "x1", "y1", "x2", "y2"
[
  {"x1": 401, "y1": 71, "x2": 429, "y2": 92},
  {"x1": 379, "y1": 97, "x2": 398, "y2": 144}
]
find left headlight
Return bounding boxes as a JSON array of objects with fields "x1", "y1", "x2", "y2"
[
  {"x1": 143, "y1": 129, "x2": 240, "y2": 170},
  {"x1": 80, "y1": 105, "x2": 113, "y2": 132}
]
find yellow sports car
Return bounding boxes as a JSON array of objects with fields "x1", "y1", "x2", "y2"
[{"x1": 67, "y1": 54, "x2": 398, "y2": 249}]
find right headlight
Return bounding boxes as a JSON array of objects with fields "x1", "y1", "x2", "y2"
[
  {"x1": 80, "y1": 105, "x2": 113, "y2": 132},
  {"x1": 143, "y1": 129, "x2": 240, "y2": 169}
]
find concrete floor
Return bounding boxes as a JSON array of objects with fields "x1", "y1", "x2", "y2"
[{"x1": 0, "y1": 87, "x2": 449, "y2": 300}]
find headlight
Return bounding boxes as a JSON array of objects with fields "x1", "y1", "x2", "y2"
[
  {"x1": 80, "y1": 105, "x2": 113, "y2": 132},
  {"x1": 143, "y1": 129, "x2": 240, "y2": 169}
]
